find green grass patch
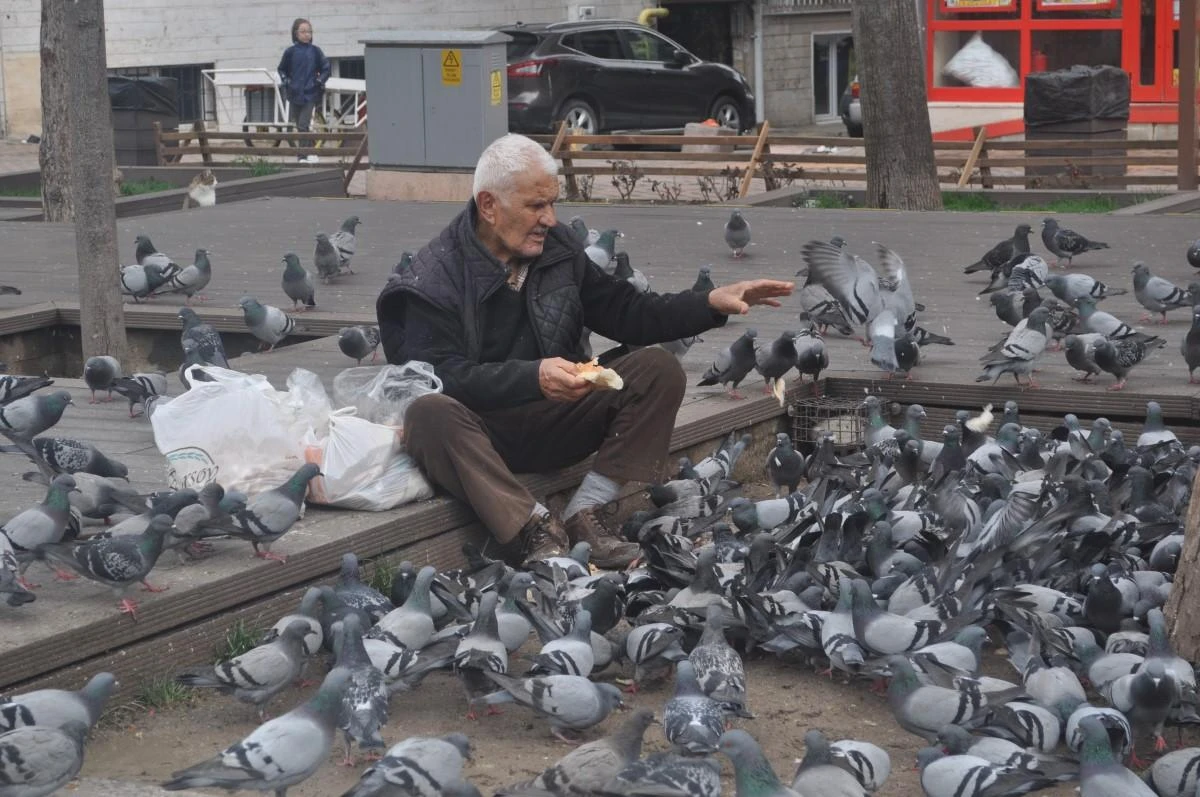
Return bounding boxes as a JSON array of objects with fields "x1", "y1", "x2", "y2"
[
  {"x1": 941, "y1": 193, "x2": 1000, "y2": 212},
  {"x1": 119, "y1": 177, "x2": 174, "y2": 196},
  {"x1": 811, "y1": 194, "x2": 851, "y2": 209},
  {"x1": 1017, "y1": 195, "x2": 1123, "y2": 213},
  {"x1": 233, "y1": 156, "x2": 284, "y2": 177},
  {"x1": 213, "y1": 619, "x2": 262, "y2": 662},
  {"x1": 364, "y1": 557, "x2": 397, "y2": 596},
  {"x1": 135, "y1": 677, "x2": 195, "y2": 712},
  {"x1": 941, "y1": 192, "x2": 1139, "y2": 213},
  {"x1": 0, "y1": 186, "x2": 41, "y2": 198}
]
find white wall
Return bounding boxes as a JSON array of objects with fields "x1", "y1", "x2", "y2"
[{"x1": 0, "y1": 0, "x2": 648, "y2": 135}]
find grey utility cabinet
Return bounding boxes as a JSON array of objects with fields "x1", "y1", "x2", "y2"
[{"x1": 362, "y1": 30, "x2": 511, "y2": 168}]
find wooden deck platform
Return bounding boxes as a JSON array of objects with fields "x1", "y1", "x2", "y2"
[{"x1": 3, "y1": 198, "x2": 1200, "y2": 694}]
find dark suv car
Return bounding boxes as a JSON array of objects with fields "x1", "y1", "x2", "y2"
[{"x1": 502, "y1": 20, "x2": 755, "y2": 134}]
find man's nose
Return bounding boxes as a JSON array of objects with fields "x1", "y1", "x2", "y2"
[{"x1": 539, "y1": 206, "x2": 557, "y2": 227}]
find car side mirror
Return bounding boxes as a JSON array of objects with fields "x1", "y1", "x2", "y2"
[{"x1": 671, "y1": 49, "x2": 691, "y2": 67}]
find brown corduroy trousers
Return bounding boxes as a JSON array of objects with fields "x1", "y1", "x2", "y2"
[{"x1": 404, "y1": 346, "x2": 686, "y2": 543}]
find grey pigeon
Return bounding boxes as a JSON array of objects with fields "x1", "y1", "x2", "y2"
[
  {"x1": 332, "y1": 614, "x2": 389, "y2": 766},
  {"x1": 613, "y1": 251, "x2": 650, "y2": 293},
  {"x1": 530, "y1": 609, "x2": 594, "y2": 677},
  {"x1": 194, "y1": 463, "x2": 320, "y2": 562},
  {"x1": 0, "y1": 534, "x2": 33, "y2": 606},
  {"x1": 0, "y1": 672, "x2": 115, "y2": 731},
  {"x1": 586, "y1": 229, "x2": 622, "y2": 272},
  {"x1": 162, "y1": 667, "x2": 352, "y2": 796},
  {"x1": 989, "y1": 288, "x2": 1037, "y2": 328},
  {"x1": 717, "y1": 729, "x2": 801, "y2": 797},
  {"x1": 370, "y1": 565, "x2": 436, "y2": 649},
  {"x1": 177, "y1": 620, "x2": 310, "y2": 720},
  {"x1": 699, "y1": 329, "x2": 759, "y2": 399},
  {"x1": 724, "y1": 210, "x2": 751, "y2": 258},
  {"x1": 1046, "y1": 272, "x2": 1125, "y2": 304},
  {"x1": 1042, "y1": 217, "x2": 1109, "y2": 267},
  {"x1": 454, "y1": 591, "x2": 508, "y2": 716},
  {"x1": 82, "y1": 355, "x2": 122, "y2": 403},
  {"x1": 850, "y1": 579, "x2": 942, "y2": 655},
  {"x1": 1064, "y1": 333, "x2": 1105, "y2": 383},
  {"x1": 33, "y1": 437, "x2": 127, "y2": 479},
  {"x1": 334, "y1": 552, "x2": 393, "y2": 621},
  {"x1": 659, "y1": 334, "x2": 703, "y2": 363},
  {"x1": 568, "y1": 216, "x2": 591, "y2": 244},
  {"x1": 975, "y1": 306, "x2": 1049, "y2": 388},
  {"x1": 692, "y1": 267, "x2": 716, "y2": 293},
  {"x1": 765, "y1": 432, "x2": 804, "y2": 498},
  {"x1": 153, "y1": 248, "x2": 212, "y2": 303},
  {"x1": 936, "y1": 724, "x2": 1076, "y2": 781},
  {"x1": 497, "y1": 709, "x2": 654, "y2": 797},
  {"x1": 134, "y1": 234, "x2": 176, "y2": 271},
  {"x1": 755, "y1": 330, "x2": 799, "y2": 404},
  {"x1": 916, "y1": 747, "x2": 1054, "y2": 797},
  {"x1": 1093, "y1": 336, "x2": 1165, "y2": 391},
  {"x1": 262, "y1": 586, "x2": 325, "y2": 656},
  {"x1": 483, "y1": 672, "x2": 623, "y2": 742},
  {"x1": 110, "y1": 372, "x2": 168, "y2": 418},
  {"x1": 329, "y1": 215, "x2": 361, "y2": 273},
  {"x1": 119, "y1": 261, "x2": 170, "y2": 302},
  {"x1": 961, "y1": 224, "x2": 1032, "y2": 274},
  {"x1": 166, "y1": 482, "x2": 234, "y2": 561},
  {"x1": 35, "y1": 514, "x2": 171, "y2": 618},
  {"x1": 0, "y1": 474, "x2": 76, "y2": 558},
  {"x1": 1075, "y1": 296, "x2": 1159, "y2": 344},
  {"x1": 314, "y1": 232, "x2": 341, "y2": 282},
  {"x1": 66, "y1": 472, "x2": 144, "y2": 523},
  {"x1": 1104, "y1": 659, "x2": 1179, "y2": 758},
  {"x1": 281, "y1": 253, "x2": 316, "y2": 311},
  {"x1": 602, "y1": 752, "x2": 721, "y2": 797},
  {"x1": 0, "y1": 375, "x2": 53, "y2": 406},
  {"x1": 791, "y1": 730, "x2": 868, "y2": 797},
  {"x1": 663, "y1": 660, "x2": 725, "y2": 754},
  {"x1": 239, "y1": 296, "x2": 298, "y2": 353},
  {"x1": 0, "y1": 720, "x2": 88, "y2": 797},
  {"x1": 179, "y1": 307, "x2": 230, "y2": 369},
  {"x1": 1185, "y1": 306, "x2": 1200, "y2": 382},
  {"x1": 342, "y1": 733, "x2": 472, "y2": 797},
  {"x1": 338, "y1": 326, "x2": 381, "y2": 365},
  {"x1": 886, "y1": 655, "x2": 996, "y2": 741},
  {"x1": 828, "y1": 739, "x2": 891, "y2": 793},
  {"x1": 1132, "y1": 261, "x2": 1191, "y2": 323},
  {"x1": 624, "y1": 622, "x2": 687, "y2": 690},
  {"x1": 689, "y1": 605, "x2": 750, "y2": 716},
  {"x1": 792, "y1": 325, "x2": 828, "y2": 393},
  {"x1": 1144, "y1": 748, "x2": 1200, "y2": 797},
  {"x1": 1076, "y1": 714, "x2": 1157, "y2": 796}
]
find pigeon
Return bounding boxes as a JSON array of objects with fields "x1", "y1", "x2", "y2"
[
  {"x1": 31, "y1": 438, "x2": 126, "y2": 479},
  {"x1": 332, "y1": 613, "x2": 390, "y2": 765},
  {"x1": 179, "y1": 307, "x2": 230, "y2": 369},
  {"x1": 315, "y1": 232, "x2": 342, "y2": 282},
  {"x1": 792, "y1": 325, "x2": 828, "y2": 394},
  {"x1": 613, "y1": 252, "x2": 650, "y2": 293},
  {"x1": 66, "y1": 472, "x2": 145, "y2": 524},
  {"x1": 261, "y1": 586, "x2": 325, "y2": 657},
  {"x1": 497, "y1": 709, "x2": 655, "y2": 797},
  {"x1": 1132, "y1": 261, "x2": 1191, "y2": 323},
  {"x1": 586, "y1": 229, "x2": 622, "y2": 272},
  {"x1": 1185, "y1": 306, "x2": 1200, "y2": 383},
  {"x1": 0, "y1": 532, "x2": 33, "y2": 606},
  {"x1": 1092, "y1": 336, "x2": 1165, "y2": 391},
  {"x1": 195, "y1": 463, "x2": 320, "y2": 562},
  {"x1": 34, "y1": 514, "x2": 171, "y2": 618},
  {"x1": 239, "y1": 295, "x2": 298, "y2": 353},
  {"x1": 82, "y1": 355, "x2": 122, "y2": 403},
  {"x1": 603, "y1": 753, "x2": 721, "y2": 797},
  {"x1": 1104, "y1": 659, "x2": 1179, "y2": 758},
  {"x1": 0, "y1": 286, "x2": 21, "y2": 296},
  {"x1": 716, "y1": 729, "x2": 801, "y2": 797},
  {"x1": 329, "y1": 215, "x2": 361, "y2": 273},
  {"x1": 755, "y1": 330, "x2": 800, "y2": 405},
  {"x1": 0, "y1": 720, "x2": 88, "y2": 796},
  {"x1": 162, "y1": 667, "x2": 352, "y2": 796},
  {"x1": 692, "y1": 267, "x2": 716, "y2": 293},
  {"x1": 1041, "y1": 217, "x2": 1110, "y2": 267},
  {"x1": 624, "y1": 623, "x2": 687, "y2": 691},
  {"x1": 1144, "y1": 748, "x2": 1200, "y2": 797},
  {"x1": 698, "y1": 328, "x2": 758, "y2": 399},
  {"x1": 827, "y1": 739, "x2": 892, "y2": 793},
  {"x1": 0, "y1": 671, "x2": 115, "y2": 732},
  {"x1": 1046, "y1": 273, "x2": 1125, "y2": 304},
  {"x1": 482, "y1": 672, "x2": 623, "y2": 742},
  {"x1": 935, "y1": 724, "x2": 1076, "y2": 780},
  {"x1": 339, "y1": 326, "x2": 381, "y2": 365},
  {"x1": 0, "y1": 375, "x2": 53, "y2": 406},
  {"x1": 281, "y1": 253, "x2": 316, "y2": 311},
  {"x1": 1076, "y1": 714, "x2": 1157, "y2": 796},
  {"x1": 962, "y1": 224, "x2": 1032, "y2": 274},
  {"x1": 177, "y1": 620, "x2": 310, "y2": 719},
  {"x1": 110, "y1": 372, "x2": 169, "y2": 417},
  {"x1": 791, "y1": 730, "x2": 870, "y2": 797},
  {"x1": 134, "y1": 234, "x2": 176, "y2": 271},
  {"x1": 725, "y1": 211, "x2": 751, "y2": 258},
  {"x1": 660, "y1": 335, "x2": 703, "y2": 363},
  {"x1": 0, "y1": 473, "x2": 76, "y2": 558},
  {"x1": 765, "y1": 432, "x2": 804, "y2": 498},
  {"x1": 153, "y1": 248, "x2": 212, "y2": 303},
  {"x1": 989, "y1": 287, "x2": 1038, "y2": 328},
  {"x1": 1064, "y1": 333, "x2": 1105, "y2": 383},
  {"x1": 689, "y1": 605, "x2": 750, "y2": 717},
  {"x1": 119, "y1": 261, "x2": 170, "y2": 302},
  {"x1": 334, "y1": 552, "x2": 393, "y2": 621},
  {"x1": 342, "y1": 733, "x2": 473, "y2": 797},
  {"x1": 975, "y1": 306, "x2": 1049, "y2": 388},
  {"x1": 886, "y1": 655, "x2": 998, "y2": 741},
  {"x1": 530, "y1": 609, "x2": 595, "y2": 677},
  {"x1": 372, "y1": 565, "x2": 437, "y2": 649},
  {"x1": 1190, "y1": 240, "x2": 1200, "y2": 269},
  {"x1": 454, "y1": 591, "x2": 508, "y2": 717},
  {"x1": 1074, "y1": 296, "x2": 1159, "y2": 344},
  {"x1": 663, "y1": 660, "x2": 725, "y2": 754},
  {"x1": 915, "y1": 747, "x2": 1054, "y2": 797}
]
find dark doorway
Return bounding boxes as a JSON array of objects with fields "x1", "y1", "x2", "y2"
[{"x1": 656, "y1": 3, "x2": 734, "y2": 65}]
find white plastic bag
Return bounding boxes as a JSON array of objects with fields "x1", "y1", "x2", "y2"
[
  {"x1": 332, "y1": 361, "x2": 443, "y2": 428},
  {"x1": 944, "y1": 33, "x2": 1019, "y2": 88},
  {"x1": 304, "y1": 408, "x2": 434, "y2": 511},
  {"x1": 151, "y1": 365, "x2": 331, "y2": 494}
]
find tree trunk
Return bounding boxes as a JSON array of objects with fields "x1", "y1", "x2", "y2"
[
  {"x1": 39, "y1": 0, "x2": 73, "y2": 222},
  {"x1": 851, "y1": 0, "x2": 943, "y2": 210},
  {"x1": 66, "y1": 0, "x2": 128, "y2": 363},
  {"x1": 1166, "y1": 466, "x2": 1200, "y2": 658}
]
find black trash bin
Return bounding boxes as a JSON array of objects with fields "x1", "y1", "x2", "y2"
[
  {"x1": 108, "y1": 76, "x2": 179, "y2": 166},
  {"x1": 1024, "y1": 65, "x2": 1130, "y2": 189}
]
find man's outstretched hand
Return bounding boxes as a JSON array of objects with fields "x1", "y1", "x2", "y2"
[
  {"x1": 707, "y1": 279, "x2": 795, "y2": 315},
  {"x1": 539, "y1": 357, "x2": 594, "y2": 403}
]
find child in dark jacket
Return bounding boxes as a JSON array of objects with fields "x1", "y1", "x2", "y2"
[{"x1": 277, "y1": 18, "x2": 331, "y2": 162}]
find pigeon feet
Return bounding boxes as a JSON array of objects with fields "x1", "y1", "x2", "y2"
[
  {"x1": 340, "y1": 754, "x2": 358, "y2": 767},
  {"x1": 1155, "y1": 735, "x2": 1168, "y2": 752},
  {"x1": 485, "y1": 705, "x2": 504, "y2": 716},
  {"x1": 623, "y1": 682, "x2": 640, "y2": 694},
  {"x1": 17, "y1": 576, "x2": 39, "y2": 590},
  {"x1": 726, "y1": 390, "x2": 746, "y2": 400},
  {"x1": 552, "y1": 728, "x2": 583, "y2": 746},
  {"x1": 52, "y1": 568, "x2": 79, "y2": 581},
  {"x1": 118, "y1": 598, "x2": 140, "y2": 619},
  {"x1": 139, "y1": 580, "x2": 169, "y2": 593},
  {"x1": 1107, "y1": 380, "x2": 1127, "y2": 391},
  {"x1": 465, "y1": 710, "x2": 479, "y2": 721},
  {"x1": 255, "y1": 550, "x2": 289, "y2": 563}
]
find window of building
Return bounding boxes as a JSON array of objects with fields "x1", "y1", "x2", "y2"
[{"x1": 336, "y1": 57, "x2": 365, "y2": 80}]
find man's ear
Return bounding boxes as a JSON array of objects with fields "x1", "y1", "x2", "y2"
[{"x1": 476, "y1": 191, "x2": 498, "y2": 225}]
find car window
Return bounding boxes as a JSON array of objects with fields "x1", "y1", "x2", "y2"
[
  {"x1": 505, "y1": 32, "x2": 541, "y2": 60},
  {"x1": 561, "y1": 30, "x2": 624, "y2": 60},
  {"x1": 621, "y1": 30, "x2": 680, "y2": 63}
]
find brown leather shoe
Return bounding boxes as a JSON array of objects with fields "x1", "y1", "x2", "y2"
[
  {"x1": 564, "y1": 506, "x2": 639, "y2": 569},
  {"x1": 519, "y1": 512, "x2": 569, "y2": 566}
]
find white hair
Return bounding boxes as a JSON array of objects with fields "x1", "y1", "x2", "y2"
[{"x1": 473, "y1": 133, "x2": 559, "y2": 201}]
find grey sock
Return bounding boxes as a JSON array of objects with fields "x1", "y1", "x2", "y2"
[
  {"x1": 528, "y1": 502, "x2": 549, "y2": 523},
  {"x1": 563, "y1": 472, "x2": 621, "y2": 521}
]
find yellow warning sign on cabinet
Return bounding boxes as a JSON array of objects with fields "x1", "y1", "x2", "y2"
[
  {"x1": 490, "y1": 70, "x2": 503, "y2": 105},
  {"x1": 441, "y1": 49, "x2": 462, "y2": 86}
]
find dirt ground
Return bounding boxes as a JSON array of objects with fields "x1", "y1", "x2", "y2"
[{"x1": 75, "y1": 642, "x2": 1105, "y2": 797}]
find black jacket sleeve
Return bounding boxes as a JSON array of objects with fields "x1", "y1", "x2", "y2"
[
  {"x1": 580, "y1": 261, "x2": 728, "y2": 345},
  {"x1": 401, "y1": 294, "x2": 543, "y2": 412}
]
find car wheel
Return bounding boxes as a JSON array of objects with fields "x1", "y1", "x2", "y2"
[
  {"x1": 559, "y1": 99, "x2": 599, "y2": 134},
  {"x1": 709, "y1": 96, "x2": 743, "y2": 132},
  {"x1": 845, "y1": 122, "x2": 863, "y2": 138}
]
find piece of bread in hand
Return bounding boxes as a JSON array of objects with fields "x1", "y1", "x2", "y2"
[{"x1": 575, "y1": 359, "x2": 624, "y2": 390}]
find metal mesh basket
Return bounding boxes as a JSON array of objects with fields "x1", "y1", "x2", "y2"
[{"x1": 788, "y1": 396, "x2": 866, "y2": 455}]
